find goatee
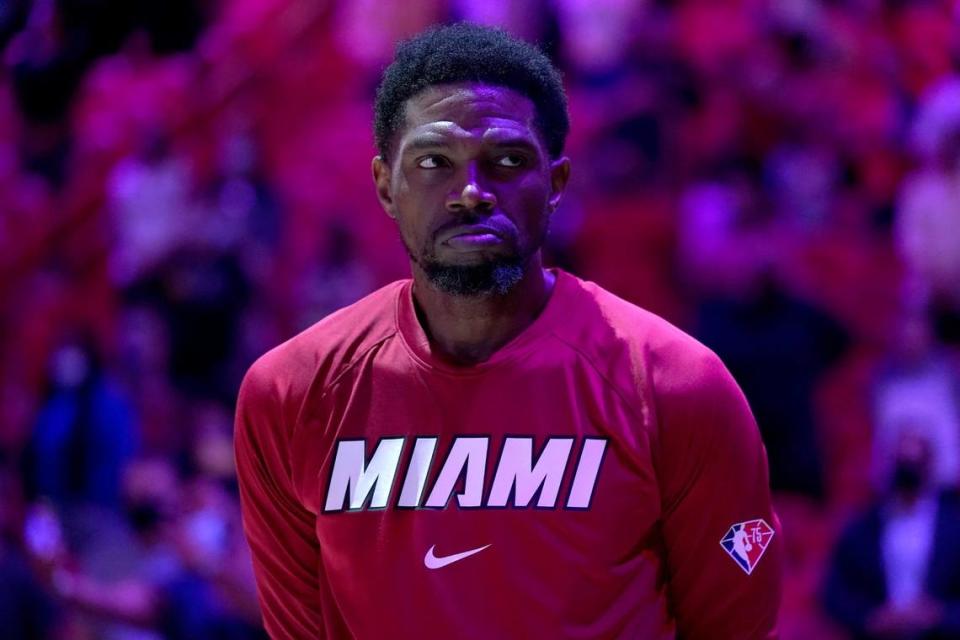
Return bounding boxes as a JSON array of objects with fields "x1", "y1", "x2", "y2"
[{"x1": 420, "y1": 257, "x2": 526, "y2": 297}]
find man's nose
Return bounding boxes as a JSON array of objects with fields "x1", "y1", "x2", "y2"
[{"x1": 446, "y1": 165, "x2": 497, "y2": 214}]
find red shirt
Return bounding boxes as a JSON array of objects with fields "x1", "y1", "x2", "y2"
[{"x1": 235, "y1": 268, "x2": 782, "y2": 639}]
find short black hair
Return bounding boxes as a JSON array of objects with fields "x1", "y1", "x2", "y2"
[{"x1": 374, "y1": 22, "x2": 569, "y2": 161}]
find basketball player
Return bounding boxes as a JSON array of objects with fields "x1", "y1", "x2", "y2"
[{"x1": 235, "y1": 22, "x2": 782, "y2": 639}]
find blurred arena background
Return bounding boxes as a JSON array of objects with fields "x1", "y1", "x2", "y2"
[{"x1": 0, "y1": 0, "x2": 958, "y2": 638}]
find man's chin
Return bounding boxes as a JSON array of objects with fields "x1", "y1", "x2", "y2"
[{"x1": 421, "y1": 258, "x2": 526, "y2": 297}]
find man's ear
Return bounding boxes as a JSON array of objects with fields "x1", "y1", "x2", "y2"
[
  {"x1": 372, "y1": 156, "x2": 396, "y2": 220},
  {"x1": 547, "y1": 156, "x2": 571, "y2": 212}
]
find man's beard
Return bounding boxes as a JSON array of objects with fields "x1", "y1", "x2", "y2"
[
  {"x1": 420, "y1": 256, "x2": 527, "y2": 297},
  {"x1": 408, "y1": 234, "x2": 540, "y2": 297}
]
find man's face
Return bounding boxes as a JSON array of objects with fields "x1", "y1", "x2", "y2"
[{"x1": 373, "y1": 83, "x2": 569, "y2": 296}]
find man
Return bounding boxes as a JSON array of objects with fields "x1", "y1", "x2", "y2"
[
  {"x1": 235, "y1": 23, "x2": 782, "y2": 639},
  {"x1": 823, "y1": 429, "x2": 960, "y2": 640}
]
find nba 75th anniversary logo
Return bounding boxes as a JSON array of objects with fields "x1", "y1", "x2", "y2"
[{"x1": 719, "y1": 518, "x2": 775, "y2": 575}]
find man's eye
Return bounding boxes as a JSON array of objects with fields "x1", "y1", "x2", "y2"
[
  {"x1": 417, "y1": 155, "x2": 448, "y2": 169},
  {"x1": 495, "y1": 155, "x2": 525, "y2": 168}
]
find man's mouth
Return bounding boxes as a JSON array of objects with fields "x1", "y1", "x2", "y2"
[
  {"x1": 445, "y1": 233, "x2": 502, "y2": 249},
  {"x1": 438, "y1": 224, "x2": 506, "y2": 250}
]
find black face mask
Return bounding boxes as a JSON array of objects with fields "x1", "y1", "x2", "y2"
[
  {"x1": 892, "y1": 461, "x2": 925, "y2": 493},
  {"x1": 126, "y1": 502, "x2": 162, "y2": 534}
]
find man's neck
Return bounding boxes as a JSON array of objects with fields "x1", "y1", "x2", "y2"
[{"x1": 410, "y1": 257, "x2": 556, "y2": 366}]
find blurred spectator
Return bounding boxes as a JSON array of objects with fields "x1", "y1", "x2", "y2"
[
  {"x1": 23, "y1": 335, "x2": 139, "y2": 510},
  {"x1": 680, "y1": 168, "x2": 848, "y2": 500},
  {"x1": 117, "y1": 304, "x2": 183, "y2": 455},
  {"x1": 24, "y1": 457, "x2": 263, "y2": 639},
  {"x1": 293, "y1": 220, "x2": 374, "y2": 330},
  {"x1": 128, "y1": 243, "x2": 251, "y2": 402},
  {"x1": 897, "y1": 76, "x2": 960, "y2": 344},
  {"x1": 189, "y1": 400, "x2": 239, "y2": 488},
  {"x1": 107, "y1": 130, "x2": 194, "y2": 288},
  {"x1": 556, "y1": 0, "x2": 645, "y2": 84},
  {"x1": 823, "y1": 430, "x2": 960, "y2": 640},
  {"x1": 0, "y1": 462, "x2": 61, "y2": 640},
  {"x1": 678, "y1": 168, "x2": 766, "y2": 298},
  {"x1": 4, "y1": 0, "x2": 204, "y2": 188},
  {"x1": 871, "y1": 309, "x2": 960, "y2": 491},
  {"x1": 695, "y1": 270, "x2": 847, "y2": 500},
  {"x1": 450, "y1": 0, "x2": 559, "y2": 47},
  {"x1": 333, "y1": 0, "x2": 444, "y2": 77},
  {"x1": 5, "y1": 0, "x2": 84, "y2": 186},
  {"x1": 163, "y1": 475, "x2": 262, "y2": 639},
  {"x1": 764, "y1": 133, "x2": 840, "y2": 231},
  {"x1": 0, "y1": 1, "x2": 30, "y2": 51},
  {"x1": 572, "y1": 113, "x2": 685, "y2": 324},
  {"x1": 131, "y1": 0, "x2": 206, "y2": 55},
  {"x1": 201, "y1": 123, "x2": 283, "y2": 288}
]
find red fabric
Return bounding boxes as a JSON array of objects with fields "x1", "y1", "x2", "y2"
[{"x1": 235, "y1": 269, "x2": 782, "y2": 639}]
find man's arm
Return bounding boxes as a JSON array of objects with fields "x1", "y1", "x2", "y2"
[
  {"x1": 653, "y1": 348, "x2": 783, "y2": 639},
  {"x1": 235, "y1": 360, "x2": 324, "y2": 639}
]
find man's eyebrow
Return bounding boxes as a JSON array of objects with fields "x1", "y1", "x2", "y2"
[
  {"x1": 401, "y1": 132, "x2": 541, "y2": 154},
  {"x1": 486, "y1": 136, "x2": 539, "y2": 151},
  {"x1": 402, "y1": 136, "x2": 455, "y2": 154}
]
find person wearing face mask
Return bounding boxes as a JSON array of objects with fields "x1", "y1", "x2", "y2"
[
  {"x1": 897, "y1": 77, "x2": 960, "y2": 345},
  {"x1": 24, "y1": 335, "x2": 140, "y2": 510},
  {"x1": 823, "y1": 429, "x2": 960, "y2": 640},
  {"x1": 25, "y1": 458, "x2": 264, "y2": 640}
]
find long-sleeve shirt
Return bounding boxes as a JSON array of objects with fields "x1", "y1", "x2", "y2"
[{"x1": 235, "y1": 268, "x2": 782, "y2": 639}]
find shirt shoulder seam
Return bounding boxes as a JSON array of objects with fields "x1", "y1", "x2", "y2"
[
  {"x1": 545, "y1": 330, "x2": 651, "y2": 431},
  {"x1": 292, "y1": 329, "x2": 401, "y2": 428}
]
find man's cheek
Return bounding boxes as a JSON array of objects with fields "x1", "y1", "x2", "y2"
[{"x1": 516, "y1": 191, "x2": 550, "y2": 229}]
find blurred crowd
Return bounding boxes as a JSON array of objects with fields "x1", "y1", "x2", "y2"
[{"x1": 0, "y1": 0, "x2": 958, "y2": 638}]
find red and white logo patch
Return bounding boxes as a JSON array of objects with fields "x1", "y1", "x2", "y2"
[{"x1": 719, "y1": 518, "x2": 774, "y2": 575}]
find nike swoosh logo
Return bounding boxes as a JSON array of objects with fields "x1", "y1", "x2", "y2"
[{"x1": 424, "y1": 543, "x2": 491, "y2": 569}]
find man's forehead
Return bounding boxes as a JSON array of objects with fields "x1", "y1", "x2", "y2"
[{"x1": 401, "y1": 83, "x2": 539, "y2": 139}]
